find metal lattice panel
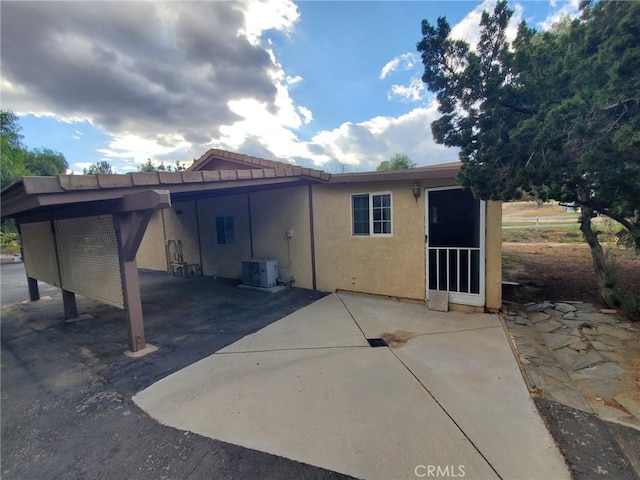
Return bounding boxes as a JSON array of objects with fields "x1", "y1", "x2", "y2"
[
  {"x1": 55, "y1": 215, "x2": 125, "y2": 309},
  {"x1": 21, "y1": 221, "x2": 60, "y2": 287}
]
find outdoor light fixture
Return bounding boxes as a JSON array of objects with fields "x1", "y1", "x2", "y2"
[{"x1": 412, "y1": 182, "x2": 421, "y2": 202}]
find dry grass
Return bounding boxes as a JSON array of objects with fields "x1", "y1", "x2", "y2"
[{"x1": 503, "y1": 201, "x2": 577, "y2": 219}]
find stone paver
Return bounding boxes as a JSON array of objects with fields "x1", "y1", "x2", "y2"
[
  {"x1": 596, "y1": 324, "x2": 637, "y2": 341},
  {"x1": 567, "y1": 349, "x2": 604, "y2": 371},
  {"x1": 575, "y1": 312, "x2": 619, "y2": 324},
  {"x1": 571, "y1": 362, "x2": 625, "y2": 379},
  {"x1": 615, "y1": 393, "x2": 640, "y2": 422},
  {"x1": 535, "y1": 319, "x2": 563, "y2": 333},
  {"x1": 528, "y1": 311, "x2": 551, "y2": 323},
  {"x1": 541, "y1": 333, "x2": 580, "y2": 350},
  {"x1": 590, "y1": 340, "x2": 615, "y2": 352},
  {"x1": 502, "y1": 301, "x2": 640, "y2": 431},
  {"x1": 554, "y1": 303, "x2": 577, "y2": 313}
]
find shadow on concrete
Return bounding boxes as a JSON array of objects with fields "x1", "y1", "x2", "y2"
[{"x1": 1, "y1": 263, "x2": 347, "y2": 480}]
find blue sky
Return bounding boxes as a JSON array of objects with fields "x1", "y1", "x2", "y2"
[{"x1": 2, "y1": 1, "x2": 579, "y2": 174}]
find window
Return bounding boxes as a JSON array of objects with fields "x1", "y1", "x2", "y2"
[
  {"x1": 216, "y1": 216, "x2": 235, "y2": 244},
  {"x1": 351, "y1": 192, "x2": 392, "y2": 236}
]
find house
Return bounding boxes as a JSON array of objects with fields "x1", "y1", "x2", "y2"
[
  {"x1": 137, "y1": 149, "x2": 501, "y2": 311},
  {"x1": 1, "y1": 149, "x2": 501, "y2": 353}
]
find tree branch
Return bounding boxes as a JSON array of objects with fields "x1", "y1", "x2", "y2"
[
  {"x1": 497, "y1": 100, "x2": 537, "y2": 115},
  {"x1": 587, "y1": 202, "x2": 640, "y2": 238}
]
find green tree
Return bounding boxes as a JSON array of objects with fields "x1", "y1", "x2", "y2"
[
  {"x1": 417, "y1": 1, "x2": 640, "y2": 309},
  {"x1": 1, "y1": 110, "x2": 68, "y2": 188},
  {"x1": 138, "y1": 159, "x2": 186, "y2": 173},
  {"x1": 83, "y1": 160, "x2": 114, "y2": 175},
  {"x1": 138, "y1": 159, "x2": 159, "y2": 172},
  {"x1": 1, "y1": 110, "x2": 28, "y2": 188},
  {"x1": 24, "y1": 148, "x2": 68, "y2": 176},
  {"x1": 376, "y1": 154, "x2": 416, "y2": 171}
]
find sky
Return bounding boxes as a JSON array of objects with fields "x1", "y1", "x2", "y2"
[{"x1": 1, "y1": 0, "x2": 580, "y2": 174}]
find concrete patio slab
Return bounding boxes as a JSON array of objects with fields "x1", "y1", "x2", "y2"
[
  {"x1": 394, "y1": 327, "x2": 570, "y2": 480},
  {"x1": 338, "y1": 292, "x2": 501, "y2": 338},
  {"x1": 134, "y1": 291, "x2": 570, "y2": 480},
  {"x1": 134, "y1": 347, "x2": 498, "y2": 480},
  {"x1": 219, "y1": 294, "x2": 369, "y2": 353}
]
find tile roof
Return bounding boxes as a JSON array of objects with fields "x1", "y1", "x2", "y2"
[
  {"x1": 1, "y1": 145, "x2": 460, "y2": 219},
  {"x1": 190, "y1": 148, "x2": 329, "y2": 178}
]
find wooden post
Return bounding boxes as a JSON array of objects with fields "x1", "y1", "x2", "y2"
[
  {"x1": 62, "y1": 289, "x2": 78, "y2": 320},
  {"x1": 18, "y1": 222, "x2": 40, "y2": 302},
  {"x1": 122, "y1": 260, "x2": 145, "y2": 352},
  {"x1": 117, "y1": 191, "x2": 170, "y2": 353},
  {"x1": 27, "y1": 277, "x2": 40, "y2": 302}
]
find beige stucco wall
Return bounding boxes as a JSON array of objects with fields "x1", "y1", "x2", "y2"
[
  {"x1": 197, "y1": 194, "x2": 252, "y2": 278},
  {"x1": 137, "y1": 210, "x2": 167, "y2": 271},
  {"x1": 250, "y1": 186, "x2": 314, "y2": 289},
  {"x1": 134, "y1": 182, "x2": 502, "y2": 310},
  {"x1": 162, "y1": 200, "x2": 201, "y2": 266},
  {"x1": 135, "y1": 188, "x2": 315, "y2": 287},
  {"x1": 484, "y1": 200, "x2": 502, "y2": 312},
  {"x1": 313, "y1": 182, "x2": 502, "y2": 309},
  {"x1": 313, "y1": 181, "x2": 429, "y2": 300}
]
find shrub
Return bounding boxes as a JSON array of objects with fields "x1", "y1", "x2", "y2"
[{"x1": 0, "y1": 231, "x2": 20, "y2": 255}]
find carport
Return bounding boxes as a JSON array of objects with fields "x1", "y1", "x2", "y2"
[{"x1": 1, "y1": 167, "x2": 328, "y2": 354}]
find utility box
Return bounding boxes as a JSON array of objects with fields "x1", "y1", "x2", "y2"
[{"x1": 242, "y1": 259, "x2": 279, "y2": 288}]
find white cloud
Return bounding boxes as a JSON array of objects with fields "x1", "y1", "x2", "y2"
[
  {"x1": 388, "y1": 77, "x2": 425, "y2": 103},
  {"x1": 4, "y1": 0, "x2": 461, "y2": 174},
  {"x1": 286, "y1": 75, "x2": 303, "y2": 85},
  {"x1": 450, "y1": 0, "x2": 523, "y2": 48},
  {"x1": 96, "y1": 133, "x2": 191, "y2": 165},
  {"x1": 303, "y1": 100, "x2": 459, "y2": 170},
  {"x1": 450, "y1": 0, "x2": 490, "y2": 46},
  {"x1": 538, "y1": 0, "x2": 580, "y2": 31},
  {"x1": 242, "y1": 0, "x2": 299, "y2": 44},
  {"x1": 380, "y1": 58, "x2": 400, "y2": 79},
  {"x1": 379, "y1": 52, "x2": 420, "y2": 79},
  {"x1": 298, "y1": 106, "x2": 313, "y2": 124},
  {"x1": 1, "y1": 1, "x2": 298, "y2": 167}
]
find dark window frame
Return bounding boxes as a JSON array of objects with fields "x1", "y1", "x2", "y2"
[{"x1": 216, "y1": 216, "x2": 235, "y2": 245}]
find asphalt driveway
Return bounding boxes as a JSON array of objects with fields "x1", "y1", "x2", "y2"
[{"x1": 1, "y1": 263, "x2": 346, "y2": 479}]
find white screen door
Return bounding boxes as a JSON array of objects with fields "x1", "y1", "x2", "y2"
[{"x1": 425, "y1": 187, "x2": 485, "y2": 306}]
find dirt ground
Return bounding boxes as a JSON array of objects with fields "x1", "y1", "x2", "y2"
[{"x1": 502, "y1": 242, "x2": 640, "y2": 310}]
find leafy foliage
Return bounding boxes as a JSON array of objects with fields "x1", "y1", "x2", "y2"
[
  {"x1": 0, "y1": 230, "x2": 21, "y2": 255},
  {"x1": 417, "y1": 1, "x2": 639, "y2": 311},
  {"x1": 1, "y1": 111, "x2": 28, "y2": 188},
  {"x1": 1, "y1": 110, "x2": 68, "y2": 188},
  {"x1": 83, "y1": 161, "x2": 114, "y2": 175},
  {"x1": 138, "y1": 159, "x2": 187, "y2": 173},
  {"x1": 417, "y1": 1, "x2": 639, "y2": 237},
  {"x1": 376, "y1": 154, "x2": 416, "y2": 171},
  {"x1": 24, "y1": 148, "x2": 68, "y2": 177}
]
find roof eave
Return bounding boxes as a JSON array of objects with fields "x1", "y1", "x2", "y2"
[{"x1": 329, "y1": 163, "x2": 461, "y2": 184}]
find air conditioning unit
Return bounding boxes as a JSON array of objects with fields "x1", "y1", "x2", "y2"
[{"x1": 242, "y1": 259, "x2": 279, "y2": 288}]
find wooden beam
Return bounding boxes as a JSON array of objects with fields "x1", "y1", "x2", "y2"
[
  {"x1": 120, "y1": 210, "x2": 153, "y2": 262},
  {"x1": 121, "y1": 189, "x2": 170, "y2": 212}
]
